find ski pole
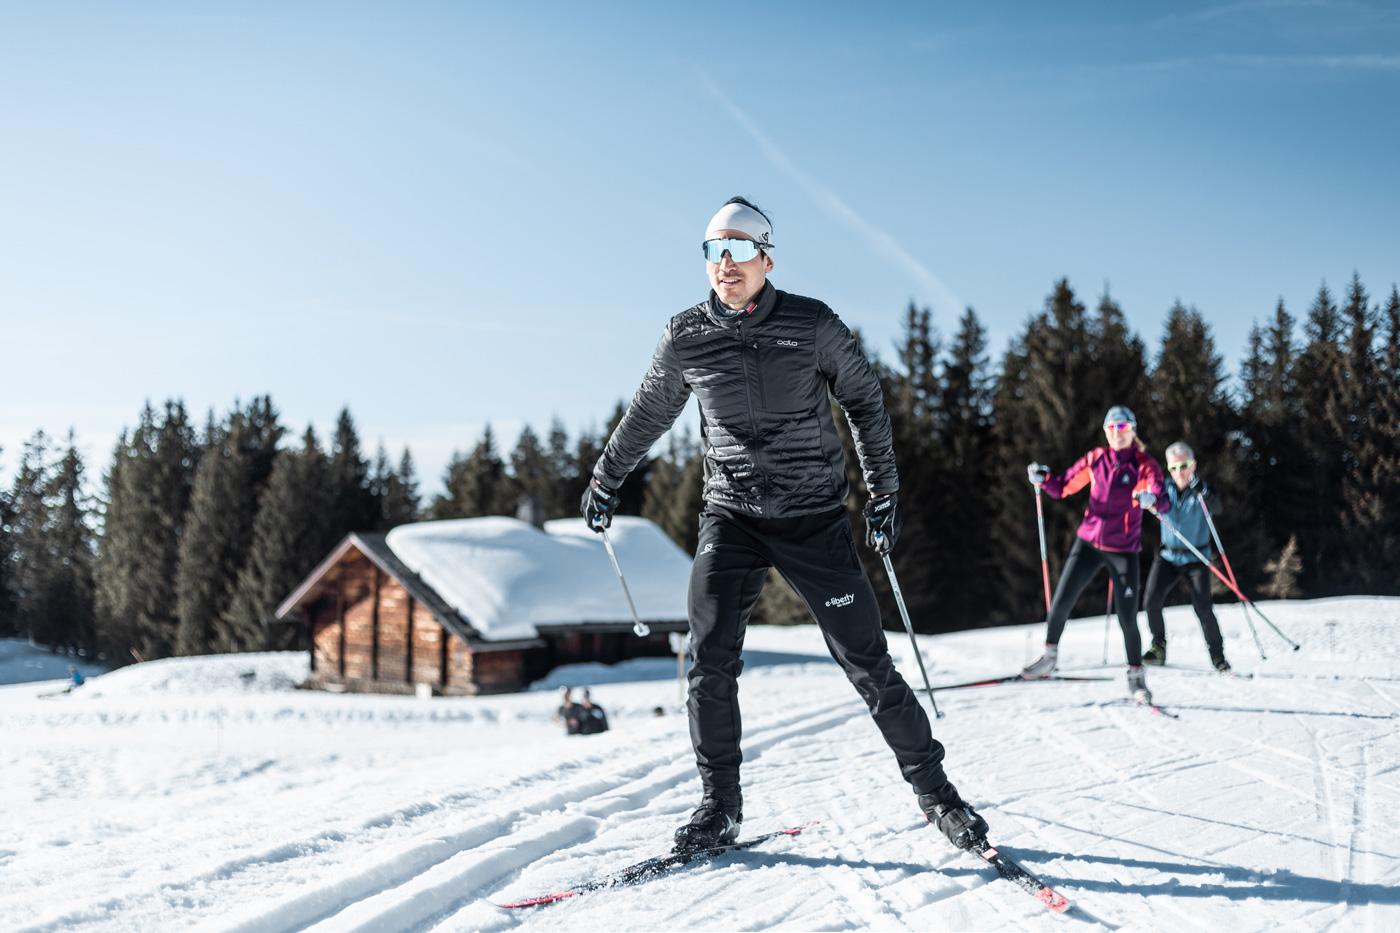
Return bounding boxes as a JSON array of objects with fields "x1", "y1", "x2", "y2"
[
  {"x1": 1102, "y1": 579, "x2": 1113, "y2": 665},
  {"x1": 595, "y1": 523, "x2": 650, "y2": 637},
  {"x1": 874, "y1": 534, "x2": 943, "y2": 720},
  {"x1": 1197, "y1": 494, "x2": 1267, "y2": 660},
  {"x1": 1148, "y1": 510, "x2": 1298, "y2": 651},
  {"x1": 1034, "y1": 488, "x2": 1053, "y2": 617}
]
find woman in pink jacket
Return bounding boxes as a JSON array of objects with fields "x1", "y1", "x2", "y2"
[{"x1": 1021, "y1": 406, "x2": 1168, "y2": 704}]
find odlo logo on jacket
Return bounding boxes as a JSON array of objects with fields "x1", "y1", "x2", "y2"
[{"x1": 825, "y1": 593, "x2": 855, "y2": 608}]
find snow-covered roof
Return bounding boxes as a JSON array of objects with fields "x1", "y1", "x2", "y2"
[{"x1": 383, "y1": 516, "x2": 691, "y2": 641}]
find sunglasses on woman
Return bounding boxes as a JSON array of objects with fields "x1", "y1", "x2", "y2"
[
  {"x1": 1105, "y1": 421, "x2": 1134, "y2": 432},
  {"x1": 702, "y1": 238, "x2": 764, "y2": 263},
  {"x1": 1168, "y1": 460, "x2": 1196, "y2": 473}
]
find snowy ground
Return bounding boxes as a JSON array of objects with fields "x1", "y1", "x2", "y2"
[{"x1": 3, "y1": 597, "x2": 1398, "y2": 931}]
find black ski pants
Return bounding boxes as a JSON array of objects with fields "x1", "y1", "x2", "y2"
[
  {"x1": 1045, "y1": 538, "x2": 1143, "y2": 665},
  {"x1": 1144, "y1": 556, "x2": 1223, "y2": 655},
  {"x1": 686, "y1": 505, "x2": 948, "y2": 798}
]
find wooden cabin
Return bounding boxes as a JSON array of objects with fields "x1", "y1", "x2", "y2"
[{"x1": 275, "y1": 520, "x2": 689, "y2": 695}]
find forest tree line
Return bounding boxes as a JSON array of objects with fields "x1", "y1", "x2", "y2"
[{"x1": 2, "y1": 274, "x2": 1396, "y2": 664}]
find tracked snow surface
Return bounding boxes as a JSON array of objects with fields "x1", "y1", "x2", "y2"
[{"x1": 3, "y1": 597, "x2": 1398, "y2": 931}]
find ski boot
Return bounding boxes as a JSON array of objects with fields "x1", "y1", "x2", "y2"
[
  {"x1": 1210, "y1": 650, "x2": 1232, "y2": 673},
  {"x1": 1142, "y1": 642, "x2": 1167, "y2": 666},
  {"x1": 673, "y1": 789, "x2": 742, "y2": 852},
  {"x1": 918, "y1": 783, "x2": 989, "y2": 851},
  {"x1": 1020, "y1": 644, "x2": 1058, "y2": 679},
  {"x1": 1127, "y1": 665, "x2": 1152, "y2": 705}
]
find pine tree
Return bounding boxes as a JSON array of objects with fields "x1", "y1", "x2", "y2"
[
  {"x1": 566, "y1": 426, "x2": 605, "y2": 521},
  {"x1": 1260, "y1": 535, "x2": 1302, "y2": 599},
  {"x1": 175, "y1": 400, "x2": 281, "y2": 656},
  {"x1": 1145, "y1": 302, "x2": 1244, "y2": 568},
  {"x1": 431, "y1": 425, "x2": 509, "y2": 518},
  {"x1": 509, "y1": 425, "x2": 556, "y2": 519},
  {"x1": 93, "y1": 401, "x2": 198, "y2": 663},
  {"x1": 642, "y1": 427, "x2": 704, "y2": 554},
  {"x1": 1325, "y1": 274, "x2": 1385, "y2": 590},
  {"x1": 1087, "y1": 290, "x2": 1152, "y2": 426},
  {"x1": 326, "y1": 408, "x2": 378, "y2": 537},
  {"x1": 379, "y1": 447, "x2": 421, "y2": 528},
  {"x1": 0, "y1": 445, "x2": 15, "y2": 637},
  {"x1": 370, "y1": 444, "x2": 394, "y2": 525},
  {"x1": 1237, "y1": 300, "x2": 1304, "y2": 595},
  {"x1": 545, "y1": 418, "x2": 575, "y2": 518},
  {"x1": 1147, "y1": 302, "x2": 1231, "y2": 453},
  {"x1": 1293, "y1": 283, "x2": 1348, "y2": 594},
  {"x1": 40, "y1": 433, "x2": 97, "y2": 653},
  {"x1": 225, "y1": 428, "x2": 334, "y2": 651},
  {"x1": 605, "y1": 402, "x2": 654, "y2": 516},
  {"x1": 9, "y1": 432, "x2": 54, "y2": 646},
  {"x1": 881, "y1": 304, "x2": 943, "y2": 631},
  {"x1": 1372, "y1": 287, "x2": 1400, "y2": 590},
  {"x1": 935, "y1": 307, "x2": 997, "y2": 626}
]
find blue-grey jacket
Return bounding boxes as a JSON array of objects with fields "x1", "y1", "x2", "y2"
[{"x1": 1159, "y1": 478, "x2": 1220, "y2": 566}]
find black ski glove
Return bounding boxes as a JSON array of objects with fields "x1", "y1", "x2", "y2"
[
  {"x1": 863, "y1": 494, "x2": 899, "y2": 555},
  {"x1": 580, "y1": 478, "x2": 618, "y2": 532}
]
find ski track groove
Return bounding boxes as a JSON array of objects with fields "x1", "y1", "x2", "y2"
[
  {"x1": 344, "y1": 699, "x2": 863, "y2": 933},
  {"x1": 1363, "y1": 679, "x2": 1400, "y2": 714},
  {"x1": 1015, "y1": 702, "x2": 1275, "y2": 933}
]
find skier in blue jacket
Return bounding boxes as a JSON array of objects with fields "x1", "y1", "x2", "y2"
[{"x1": 1142, "y1": 442, "x2": 1231, "y2": 672}]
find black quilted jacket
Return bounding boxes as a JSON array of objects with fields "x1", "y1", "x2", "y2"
[{"x1": 593, "y1": 283, "x2": 898, "y2": 518}]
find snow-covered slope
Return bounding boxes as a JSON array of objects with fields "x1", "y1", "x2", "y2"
[{"x1": 3, "y1": 597, "x2": 1398, "y2": 931}]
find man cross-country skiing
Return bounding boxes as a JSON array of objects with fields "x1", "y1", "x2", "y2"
[
  {"x1": 1142, "y1": 441, "x2": 1232, "y2": 672},
  {"x1": 581, "y1": 196, "x2": 988, "y2": 853}
]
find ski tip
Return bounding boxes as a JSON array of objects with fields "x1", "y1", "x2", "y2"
[
  {"x1": 1038, "y1": 886, "x2": 1071, "y2": 913},
  {"x1": 495, "y1": 890, "x2": 578, "y2": 909},
  {"x1": 781, "y1": 820, "x2": 821, "y2": 836}
]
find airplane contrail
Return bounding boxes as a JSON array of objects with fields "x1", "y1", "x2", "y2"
[{"x1": 698, "y1": 69, "x2": 965, "y2": 318}]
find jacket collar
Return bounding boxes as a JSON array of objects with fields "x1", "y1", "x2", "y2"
[
  {"x1": 705, "y1": 281, "x2": 777, "y2": 328},
  {"x1": 1105, "y1": 445, "x2": 1138, "y2": 467}
]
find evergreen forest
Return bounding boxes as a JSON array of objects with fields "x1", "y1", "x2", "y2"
[{"x1": 3, "y1": 276, "x2": 1397, "y2": 664}]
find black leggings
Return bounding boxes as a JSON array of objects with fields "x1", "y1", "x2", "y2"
[
  {"x1": 1144, "y1": 557, "x2": 1223, "y2": 654},
  {"x1": 687, "y1": 506, "x2": 948, "y2": 797},
  {"x1": 1045, "y1": 538, "x2": 1142, "y2": 665}
]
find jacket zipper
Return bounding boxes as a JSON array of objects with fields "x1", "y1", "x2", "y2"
[{"x1": 737, "y1": 321, "x2": 766, "y2": 516}]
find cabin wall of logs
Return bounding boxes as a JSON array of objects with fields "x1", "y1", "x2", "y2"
[{"x1": 305, "y1": 551, "x2": 524, "y2": 695}]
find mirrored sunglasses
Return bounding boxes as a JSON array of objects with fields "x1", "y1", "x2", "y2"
[
  {"x1": 703, "y1": 238, "x2": 763, "y2": 263},
  {"x1": 1168, "y1": 460, "x2": 1196, "y2": 473},
  {"x1": 1105, "y1": 421, "x2": 1134, "y2": 431}
]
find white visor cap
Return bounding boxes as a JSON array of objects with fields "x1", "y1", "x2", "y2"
[{"x1": 705, "y1": 202, "x2": 774, "y2": 249}]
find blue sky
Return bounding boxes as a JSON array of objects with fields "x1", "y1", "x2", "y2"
[{"x1": 2, "y1": 1, "x2": 1397, "y2": 494}]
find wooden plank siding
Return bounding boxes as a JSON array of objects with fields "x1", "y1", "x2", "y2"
[
  {"x1": 411, "y1": 600, "x2": 444, "y2": 688},
  {"x1": 376, "y1": 576, "x2": 410, "y2": 684},
  {"x1": 340, "y1": 554, "x2": 376, "y2": 683}
]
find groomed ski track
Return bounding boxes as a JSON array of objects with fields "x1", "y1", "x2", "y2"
[{"x1": 3, "y1": 597, "x2": 1399, "y2": 931}]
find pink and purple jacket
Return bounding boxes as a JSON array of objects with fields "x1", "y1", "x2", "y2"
[{"x1": 1041, "y1": 446, "x2": 1169, "y2": 553}]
